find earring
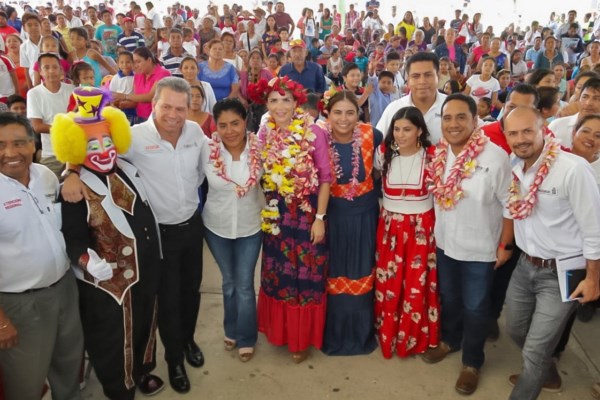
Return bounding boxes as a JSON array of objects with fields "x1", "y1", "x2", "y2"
[
  {"x1": 391, "y1": 141, "x2": 399, "y2": 153},
  {"x1": 417, "y1": 140, "x2": 422, "y2": 148}
]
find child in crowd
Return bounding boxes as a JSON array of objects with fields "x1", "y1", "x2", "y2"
[
  {"x1": 309, "y1": 38, "x2": 322, "y2": 61},
  {"x1": 6, "y1": 94, "x2": 26, "y2": 116},
  {"x1": 156, "y1": 27, "x2": 170, "y2": 59},
  {"x1": 353, "y1": 47, "x2": 368, "y2": 81},
  {"x1": 304, "y1": 92, "x2": 324, "y2": 121},
  {"x1": 33, "y1": 35, "x2": 71, "y2": 85},
  {"x1": 270, "y1": 38, "x2": 284, "y2": 55},
  {"x1": 67, "y1": 61, "x2": 95, "y2": 112},
  {"x1": 266, "y1": 53, "x2": 280, "y2": 76},
  {"x1": 366, "y1": 68, "x2": 395, "y2": 125},
  {"x1": 477, "y1": 97, "x2": 496, "y2": 122},
  {"x1": 341, "y1": 62, "x2": 369, "y2": 122},
  {"x1": 464, "y1": 56, "x2": 500, "y2": 107},
  {"x1": 110, "y1": 51, "x2": 136, "y2": 125},
  {"x1": 369, "y1": 42, "x2": 386, "y2": 75},
  {"x1": 0, "y1": 51, "x2": 17, "y2": 102},
  {"x1": 327, "y1": 48, "x2": 343, "y2": 86},
  {"x1": 553, "y1": 63, "x2": 568, "y2": 100},
  {"x1": 279, "y1": 28, "x2": 290, "y2": 51},
  {"x1": 182, "y1": 27, "x2": 200, "y2": 58},
  {"x1": 443, "y1": 79, "x2": 462, "y2": 95},
  {"x1": 437, "y1": 56, "x2": 451, "y2": 90},
  {"x1": 493, "y1": 69, "x2": 512, "y2": 118},
  {"x1": 383, "y1": 51, "x2": 404, "y2": 97}
]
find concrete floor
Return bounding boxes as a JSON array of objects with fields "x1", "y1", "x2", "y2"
[{"x1": 74, "y1": 249, "x2": 600, "y2": 400}]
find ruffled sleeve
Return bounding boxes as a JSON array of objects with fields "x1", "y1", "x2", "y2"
[{"x1": 310, "y1": 123, "x2": 333, "y2": 184}]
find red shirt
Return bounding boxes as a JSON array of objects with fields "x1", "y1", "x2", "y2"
[{"x1": 482, "y1": 121, "x2": 558, "y2": 155}]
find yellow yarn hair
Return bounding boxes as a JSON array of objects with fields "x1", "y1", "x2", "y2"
[{"x1": 51, "y1": 106, "x2": 132, "y2": 165}]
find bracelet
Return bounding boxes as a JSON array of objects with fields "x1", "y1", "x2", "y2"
[{"x1": 0, "y1": 322, "x2": 9, "y2": 330}]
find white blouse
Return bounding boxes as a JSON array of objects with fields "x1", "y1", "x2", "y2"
[{"x1": 200, "y1": 136, "x2": 265, "y2": 239}]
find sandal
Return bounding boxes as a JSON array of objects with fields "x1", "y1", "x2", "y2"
[
  {"x1": 238, "y1": 347, "x2": 254, "y2": 363},
  {"x1": 224, "y1": 338, "x2": 236, "y2": 351},
  {"x1": 291, "y1": 350, "x2": 308, "y2": 364}
]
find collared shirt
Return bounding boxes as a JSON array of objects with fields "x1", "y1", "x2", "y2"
[
  {"x1": 160, "y1": 49, "x2": 192, "y2": 78},
  {"x1": 376, "y1": 92, "x2": 447, "y2": 144},
  {"x1": 66, "y1": 16, "x2": 83, "y2": 27},
  {"x1": 512, "y1": 148, "x2": 600, "y2": 260},
  {"x1": 200, "y1": 136, "x2": 264, "y2": 239},
  {"x1": 127, "y1": 118, "x2": 207, "y2": 225},
  {"x1": 434, "y1": 140, "x2": 512, "y2": 262},
  {"x1": 0, "y1": 165, "x2": 69, "y2": 292},
  {"x1": 548, "y1": 113, "x2": 578, "y2": 149},
  {"x1": 279, "y1": 61, "x2": 326, "y2": 94}
]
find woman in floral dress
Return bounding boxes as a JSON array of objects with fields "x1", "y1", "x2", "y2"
[
  {"x1": 248, "y1": 77, "x2": 332, "y2": 363},
  {"x1": 318, "y1": 90, "x2": 381, "y2": 355},
  {"x1": 374, "y1": 106, "x2": 440, "y2": 358}
]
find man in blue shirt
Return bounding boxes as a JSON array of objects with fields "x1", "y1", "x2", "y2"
[{"x1": 279, "y1": 39, "x2": 325, "y2": 95}]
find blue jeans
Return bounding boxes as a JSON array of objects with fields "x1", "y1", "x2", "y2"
[
  {"x1": 506, "y1": 254, "x2": 577, "y2": 400},
  {"x1": 437, "y1": 247, "x2": 494, "y2": 369},
  {"x1": 204, "y1": 229, "x2": 262, "y2": 348}
]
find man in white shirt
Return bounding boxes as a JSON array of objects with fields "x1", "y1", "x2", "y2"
[
  {"x1": 63, "y1": 77, "x2": 207, "y2": 395},
  {"x1": 145, "y1": 1, "x2": 163, "y2": 29},
  {"x1": 64, "y1": 5, "x2": 83, "y2": 27},
  {"x1": 422, "y1": 94, "x2": 513, "y2": 396},
  {"x1": 503, "y1": 106, "x2": 600, "y2": 400},
  {"x1": 20, "y1": 12, "x2": 42, "y2": 89},
  {"x1": 377, "y1": 52, "x2": 446, "y2": 143},
  {"x1": 27, "y1": 53, "x2": 74, "y2": 177},
  {"x1": 85, "y1": 6, "x2": 104, "y2": 28},
  {"x1": 0, "y1": 113, "x2": 83, "y2": 400},
  {"x1": 549, "y1": 77, "x2": 600, "y2": 148}
]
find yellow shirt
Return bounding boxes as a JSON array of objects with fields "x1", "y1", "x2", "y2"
[{"x1": 53, "y1": 26, "x2": 72, "y2": 51}]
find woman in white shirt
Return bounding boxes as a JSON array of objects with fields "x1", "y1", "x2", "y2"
[{"x1": 200, "y1": 99, "x2": 264, "y2": 363}]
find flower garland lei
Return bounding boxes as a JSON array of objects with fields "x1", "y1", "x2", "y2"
[
  {"x1": 428, "y1": 129, "x2": 488, "y2": 210},
  {"x1": 209, "y1": 132, "x2": 261, "y2": 198},
  {"x1": 323, "y1": 121, "x2": 363, "y2": 201},
  {"x1": 507, "y1": 138, "x2": 560, "y2": 220},
  {"x1": 260, "y1": 109, "x2": 319, "y2": 235}
]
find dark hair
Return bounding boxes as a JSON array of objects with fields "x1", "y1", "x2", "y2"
[
  {"x1": 6, "y1": 94, "x2": 26, "y2": 108},
  {"x1": 442, "y1": 93, "x2": 477, "y2": 117},
  {"x1": 0, "y1": 112, "x2": 36, "y2": 140},
  {"x1": 385, "y1": 51, "x2": 401, "y2": 62},
  {"x1": 381, "y1": 106, "x2": 432, "y2": 179},
  {"x1": 509, "y1": 83, "x2": 539, "y2": 106},
  {"x1": 478, "y1": 97, "x2": 492, "y2": 111},
  {"x1": 22, "y1": 12, "x2": 40, "y2": 26},
  {"x1": 190, "y1": 84, "x2": 206, "y2": 102},
  {"x1": 405, "y1": 52, "x2": 439, "y2": 75},
  {"x1": 536, "y1": 86, "x2": 560, "y2": 112},
  {"x1": 133, "y1": 46, "x2": 157, "y2": 64},
  {"x1": 70, "y1": 61, "x2": 94, "y2": 86},
  {"x1": 213, "y1": 98, "x2": 248, "y2": 122},
  {"x1": 526, "y1": 68, "x2": 554, "y2": 86},
  {"x1": 342, "y1": 62, "x2": 360, "y2": 77},
  {"x1": 574, "y1": 71, "x2": 600, "y2": 85},
  {"x1": 180, "y1": 55, "x2": 197, "y2": 69},
  {"x1": 581, "y1": 77, "x2": 600, "y2": 95},
  {"x1": 118, "y1": 50, "x2": 134, "y2": 61},
  {"x1": 169, "y1": 28, "x2": 183, "y2": 37},
  {"x1": 325, "y1": 90, "x2": 359, "y2": 114},
  {"x1": 574, "y1": 114, "x2": 600, "y2": 133},
  {"x1": 379, "y1": 70, "x2": 395, "y2": 82},
  {"x1": 37, "y1": 52, "x2": 61, "y2": 66},
  {"x1": 444, "y1": 79, "x2": 461, "y2": 93},
  {"x1": 69, "y1": 26, "x2": 89, "y2": 41},
  {"x1": 304, "y1": 92, "x2": 320, "y2": 111}
]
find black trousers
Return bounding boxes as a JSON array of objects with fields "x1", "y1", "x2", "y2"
[
  {"x1": 157, "y1": 212, "x2": 204, "y2": 365},
  {"x1": 79, "y1": 275, "x2": 159, "y2": 400}
]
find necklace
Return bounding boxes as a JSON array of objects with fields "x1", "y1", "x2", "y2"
[
  {"x1": 507, "y1": 138, "x2": 560, "y2": 220},
  {"x1": 209, "y1": 132, "x2": 261, "y2": 198},
  {"x1": 397, "y1": 149, "x2": 419, "y2": 199},
  {"x1": 326, "y1": 123, "x2": 362, "y2": 201},
  {"x1": 428, "y1": 129, "x2": 488, "y2": 210}
]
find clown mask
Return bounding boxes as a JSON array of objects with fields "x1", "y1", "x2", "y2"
[{"x1": 82, "y1": 121, "x2": 117, "y2": 174}]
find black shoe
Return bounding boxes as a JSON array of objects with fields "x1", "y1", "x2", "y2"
[
  {"x1": 184, "y1": 341, "x2": 205, "y2": 368},
  {"x1": 138, "y1": 373, "x2": 165, "y2": 396},
  {"x1": 577, "y1": 303, "x2": 596, "y2": 323},
  {"x1": 487, "y1": 319, "x2": 500, "y2": 341},
  {"x1": 168, "y1": 363, "x2": 190, "y2": 394}
]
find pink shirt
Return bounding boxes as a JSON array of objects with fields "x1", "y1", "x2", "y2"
[
  {"x1": 448, "y1": 45, "x2": 456, "y2": 62},
  {"x1": 133, "y1": 64, "x2": 171, "y2": 119}
]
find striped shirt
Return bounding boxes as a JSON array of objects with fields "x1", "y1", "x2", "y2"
[
  {"x1": 159, "y1": 49, "x2": 192, "y2": 78},
  {"x1": 117, "y1": 31, "x2": 145, "y2": 53}
]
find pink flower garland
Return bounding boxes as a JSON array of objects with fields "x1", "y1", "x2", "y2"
[
  {"x1": 507, "y1": 138, "x2": 560, "y2": 220},
  {"x1": 324, "y1": 122, "x2": 363, "y2": 201},
  {"x1": 209, "y1": 132, "x2": 261, "y2": 198},
  {"x1": 428, "y1": 129, "x2": 488, "y2": 210}
]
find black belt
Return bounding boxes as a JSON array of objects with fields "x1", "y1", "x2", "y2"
[
  {"x1": 524, "y1": 253, "x2": 557, "y2": 270},
  {"x1": 159, "y1": 211, "x2": 200, "y2": 231}
]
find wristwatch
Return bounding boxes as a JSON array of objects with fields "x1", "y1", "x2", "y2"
[
  {"x1": 498, "y1": 243, "x2": 515, "y2": 251},
  {"x1": 315, "y1": 213, "x2": 328, "y2": 221},
  {"x1": 62, "y1": 169, "x2": 80, "y2": 178}
]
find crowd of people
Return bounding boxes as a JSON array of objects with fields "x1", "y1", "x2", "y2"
[{"x1": 1, "y1": 0, "x2": 600, "y2": 399}]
